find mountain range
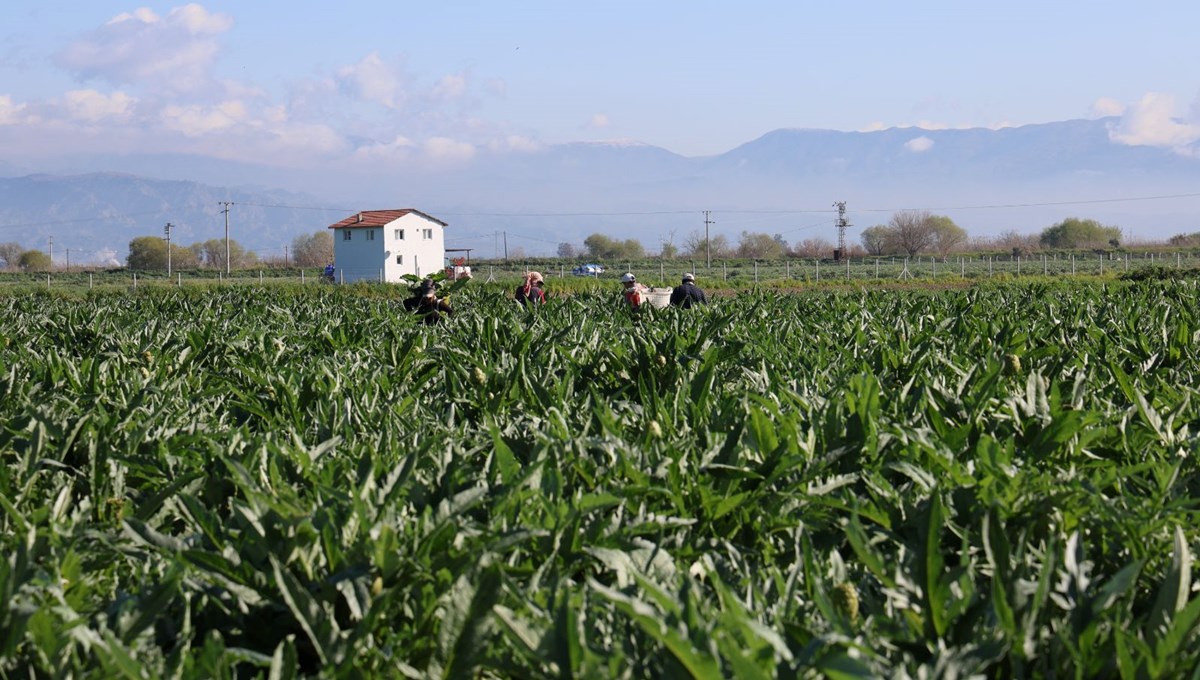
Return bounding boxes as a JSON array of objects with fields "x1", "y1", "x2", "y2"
[{"x1": 2, "y1": 117, "x2": 1198, "y2": 263}]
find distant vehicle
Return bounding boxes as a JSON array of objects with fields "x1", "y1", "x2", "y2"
[{"x1": 572, "y1": 263, "x2": 605, "y2": 276}]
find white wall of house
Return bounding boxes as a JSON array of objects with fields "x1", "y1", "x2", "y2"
[{"x1": 332, "y1": 212, "x2": 445, "y2": 283}]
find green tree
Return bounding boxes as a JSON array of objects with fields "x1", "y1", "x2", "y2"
[
  {"x1": 583, "y1": 233, "x2": 619, "y2": 260},
  {"x1": 127, "y1": 237, "x2": 198, "y2": 270},
  {"x1": 928, "y1": 215, "x2": 968, "y2": 257},
  {"x1": 17, "y1": 249, "x2": 51, "y2": 272},
  {"x1": 194, "y1": 238, "x2": 256, "y2": 269},
  {"x1": 583, "y1": 233, "x2": 644, "y2": 260},
  {"x1": 291, "y1": 231, "x2": 333, "y2": 267},
  {"x1": 737, "y1": 231, "x2": 786, "y2": 259},
  {"x1": 1039, "y1": 217, "x2": 1122, "y2": 249},
  {"x1": 860, "y1": 225, "x2": 890, "y2": 255}
]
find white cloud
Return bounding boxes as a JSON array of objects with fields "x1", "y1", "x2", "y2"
[
  {"x1": 424, "y1": 136, "x2": 475, "y2": 162},
  {"x1": 913, "y1": 120, "x2": 949, "y2": 131},
  {"x1": 904, "y1": 136, "x2": 934, "y2": 152},
  {"x1": 587, "y1": 113, "x2": 610, "y2": 129},
  {"x1": 859, "y1": 122, "x2": 887, "y2": 132},
  {"x1": 488, "y1": 135, "x2": 542, "y2": 153},
  {"x1": 161, "y1": 100, "x2": 246, "y2": 136},
  {"x1": 352, "y1": 135, "x2": 415, "y2": 161},
  {"x1": 0, "y1": 95, "x2": 31, "y2": 125},
  {"x1": 63, "y1": 89, "x2": 135, "y2": 122},
  {"x1": 1091, "y1": 97, "x2": 1125, "y2": 117},
  {"x1": 56, "y1": 4, "x2": 233, "y2": 91},
  {"x1": 1108, "y1": 93, "x2": 1200, "y2": 151},
  {"x1": 337, "y1": 52, "x2": 408, "y2": 109},
  {"x1": 431, "y1": 74, "x2": 467, "y2": 101}
]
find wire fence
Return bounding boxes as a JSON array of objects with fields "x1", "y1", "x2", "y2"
[
  {"x1": 472, "y1": 251, "x2": 1200, "y2": 286},
  {"x1": 2, "y1": 251, "x2": 1198, "y2": 292}
]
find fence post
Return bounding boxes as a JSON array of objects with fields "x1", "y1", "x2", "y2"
[
  {"x1": 133, "y1": 273, "x2": 137, "y2": 289},
  {"x1": 815, "y1": 259, "x2": 820, "y2": 282},
  {"x1": 1099, "y1": 253, "x2": 1103, "y2": 275},
  {"x1": 1071, "y1": 254, "x2": 1075, "y2": 275},
  {"x1": 301, "y1": 270, "x2": 305, "y2": 284},
  {"x1": 178, "y1": 272, "x2": 182, "y2": 287},
  {"x1": 754, "y1": 260, "x2": 758, "y2": 283},
  {"x1": 89, "y1": 272, "x2": 93, "y2": 290},
  {"x1": 1017, "y1": 256, "x2": 1021, "y2": 276},
  {"x1": 660, "y1": 260, "x2": 664, "y2": 283},
  {"x1": 46, "y1": 273, "x2": 50, "y2": 289},
  {"x1": 786, "y1": 260, "x2": 790, "y2": 279},
  {"x1": 722, "y1": 261, "x2": 727, "y2": 281},
  {"x1": 877, "y1": 258, "x2": 880, "y2": 279}
]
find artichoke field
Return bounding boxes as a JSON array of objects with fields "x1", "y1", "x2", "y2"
[{"x1": 1, "y1": 280, "x2": 1199, "y2": 678}]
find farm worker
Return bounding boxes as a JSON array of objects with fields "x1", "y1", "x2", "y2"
[
  {"x1": 669, "y1": 272, "x2": 708, "y2": 308},
  {"x1": 403, "y1": 279, "x2": 453, "y2": 325},
  {"x1": 620, "y1": 272, "x2": 650, "y2": 309},
  {"x1": 323, "y1": 262, "x2": 335, "y2": 280},
  {"x1": 515, "y1": 271, "x2": 546, "y2": 305}
]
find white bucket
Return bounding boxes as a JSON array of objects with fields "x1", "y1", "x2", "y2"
[{"x1": 644, "y1": 287, "x2": 672, "y2": 308}]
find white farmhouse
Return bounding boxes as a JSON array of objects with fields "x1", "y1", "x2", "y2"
[{"x1": 327, "y1": 209, "x2": 447, "y2": 283}]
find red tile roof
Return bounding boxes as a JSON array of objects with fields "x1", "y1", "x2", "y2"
[{"x1": 327, "y1": 209, "x2": 448, "y2": 229}]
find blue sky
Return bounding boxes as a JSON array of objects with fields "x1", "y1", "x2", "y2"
[{"x1": 1, "y1": 0, "x2": 1198, "y2": 166}]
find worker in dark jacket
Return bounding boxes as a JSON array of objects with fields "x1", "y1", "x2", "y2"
[
  {"x1": 403, "y1": 279, "x2": 454, "y2": 325},
  {"x1": 669, "y1": 272, "x2": 708, "y2": 308}
]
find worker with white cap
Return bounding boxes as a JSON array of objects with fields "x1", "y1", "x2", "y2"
[
  {"x1": 620, "y1": 272, "x2": 650, "y2": 308},
  {"x1": 669, "y1": 272, "x2": 708, "y2": 308}
]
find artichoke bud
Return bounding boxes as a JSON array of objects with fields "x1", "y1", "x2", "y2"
[
  {"x1": 832, "y1": 582, "x2": 860, "y2": 625},
  {"x1": 647, "y1": 420, "x2": 663, "y2": 438}
]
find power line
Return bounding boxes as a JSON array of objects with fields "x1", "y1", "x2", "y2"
[{"x1": 0, "y1": 209, "x2": 170, "y2": 231}]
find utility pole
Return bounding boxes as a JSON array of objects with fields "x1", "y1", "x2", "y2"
[
  {"x1": 503, "y1": 231, "x2": 509, "y2": 264},
  {"x1": 284, "y1": 245, "x2": 289, "y2": 267},
  {"x1": 164, "y1": 222, "x2": 174, "y2": 276},
  {"x1": 65, "y1": 248, "x2": 70, "y2": 270},
  {"x1": 833, "y1": 201, "x2": 850, "y2": 261},
  {"x1": 218, "y1": 201, "x2": 234, "y2": 274},
  {"x1": 703, "y1": 210, "x2": 715, "y2": 269},
  {"x1": 49, "y1": 236, "x2": 54, "y2": 269}
]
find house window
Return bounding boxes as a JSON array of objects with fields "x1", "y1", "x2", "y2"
[
  {"x1": 394, "y1": 229, "x2": 404, "y2": 240},
  {"x1": 342, "y1": 230, "x2": 352, "y2": 241},
  {"x1": 422, "y1": 228, "x2": 433, "y2": 240},
  {"x1": 366, "y1": 229, "x2": 375, "y2": 241},
  {"x1": 395, "y1": 255, "x2": 403, "y2": 265}
]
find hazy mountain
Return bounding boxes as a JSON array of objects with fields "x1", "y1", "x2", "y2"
[
  {"x1": 2, "y1": 118, "x2": 1198, "y2": 263},
  {"x1": 0, "y1": 173, "x2": 338, "y2": 265}
]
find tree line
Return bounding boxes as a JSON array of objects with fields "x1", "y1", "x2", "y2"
[
  {"x1": 0, "y1": 231, "x2": 336, "y2": 273},
  {"x1": 553, "y1": 212, "x2": 1162, "y2": 263},
  {"x1": 3, "y1": 215, "x2": 1193, "y2": 273}
]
